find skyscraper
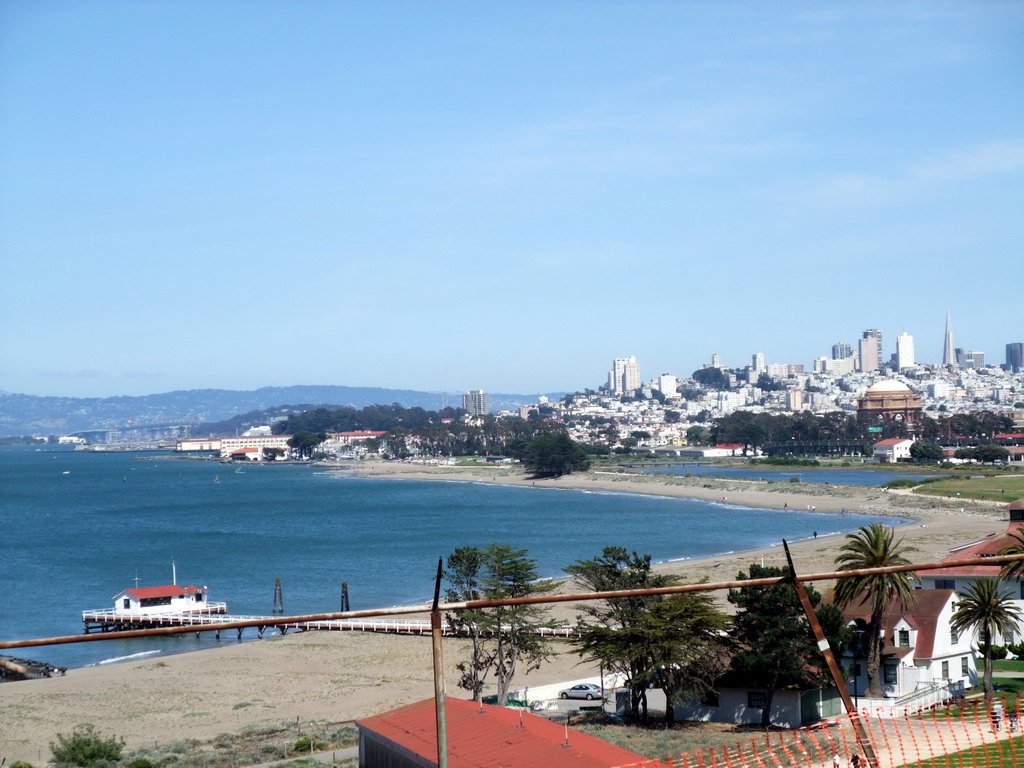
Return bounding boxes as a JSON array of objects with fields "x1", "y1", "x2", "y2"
[
  {"x1": 462, "y1": 390, "x2": 488, "y2": 416},
  {"x1": 943, "y1": 311, "x2": 956, "y2": 367},
  {"x1": 832, "y1": 342, "x2": 852, "y2": 360},
  {"x1": 752, "y1": 353, "x2": 765, "y2": 373},
  {"x1": 896, "y1": 332, "x2": 915, "y2": 370},
  {"x1": 858, "y1": 329, "x2": 882, "y2": 372},
  {"x1": 608, "y1": 356, "x2": 640, "y2": 395},
  {"x1": 956, "y1": 349, "x2": 985, "y2": 369},
  {"x1": 1007, "y1": 342, "x2": 1024, "y2": 372}
]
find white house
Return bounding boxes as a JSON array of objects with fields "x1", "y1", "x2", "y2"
[
  {"x1": 839, "y1": 588, "x2": 975, "y2": 711},
  {"x1": 111, "y1": 584, "x2": 223, "y2": 616},
  {"x1": 919, "y1": 501, "x2": 1024, "y2": 646},
  {"x1": 673, "y1": 682, "x2": 844, "y2": 728},
  {"x1": 872, "y1": 438, "x2": 914, "y2": 463}
]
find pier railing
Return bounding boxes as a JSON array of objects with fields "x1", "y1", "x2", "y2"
[
  {"x1": 79, "y1": 609, "x2": 578, "y2": 638},
  {"x1": 81, "y1": 603, "x2": 229, "y2": 622}
]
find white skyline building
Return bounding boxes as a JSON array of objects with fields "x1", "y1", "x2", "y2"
[
  {"x1": 943, "y1": 311, "x2": 956, "y2": 367},
  {"x1": 896, "y1": 332, "x2": 915, "y2": 371},
  {"x1": 462, "y1": 389, "x2": 488, "y2": 416},
  {"x1": 608, "y1": 356, "x2": 641, "y2": 395},
  {"x1": 752, "y1": 352, "x2": 765, "y2": 373}
]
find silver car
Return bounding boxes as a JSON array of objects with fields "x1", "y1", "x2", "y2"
[{"x1": 558, "y1": 683, "x2": 603, "y2": 700}]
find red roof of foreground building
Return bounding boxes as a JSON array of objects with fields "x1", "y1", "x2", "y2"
[
  {"x1": 928, "y1": 520, "x2": 1024, "y2": 577},
  {"x1": 357, "y1": 697, "x2": 667, "y2": 768},
  {"x1": 832, "y1": 589, "x2": 956, "y2": 661}
]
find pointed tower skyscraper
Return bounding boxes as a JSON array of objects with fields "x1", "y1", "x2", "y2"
[{"x1": 942, "y1": 311, "x2": 956, "y2": 366}]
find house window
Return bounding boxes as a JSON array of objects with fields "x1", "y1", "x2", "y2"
[
  {"x1": 748, "y1": 691, "x2": 767, "y2": 709},
  {"x1": 962, "y1": 657, "x2": 969, "y2": 676},
  {"x1": 936, "y1": 579, "x2": 955, "y2": 590},
  {"x1": 950, "y1": 627, "x2": 959, "y2": 643},
  {"x1": 884, "y1": 666, "x2": 898, "y2": 685},
  {"x1": 123, "y1": 598, "x2": 130, "y2": 610},
  {"x1": 898, "y1": 629, "x2": 910, "y2": 647},
  {"x1": 701, "y1": 690, "x2": 720, "y2": 707},
  {"x1": 942, "y1": 661, "x2": 950, "y2": 679}
]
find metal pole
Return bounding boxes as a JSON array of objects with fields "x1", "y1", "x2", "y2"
[
  {"x1": 431, "y1": 557, "x2": 447, "y2": 768},
  {"x1": 5, "y1": 552, "x2": 1024, "y2": 652},
  {"x1": 783, "y1": 540, "x2": 877, "y2": 768}
]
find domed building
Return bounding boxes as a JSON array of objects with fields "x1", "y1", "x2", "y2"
[{"x1": 856, "y1": 379, "x2": 923, "y2": 425}]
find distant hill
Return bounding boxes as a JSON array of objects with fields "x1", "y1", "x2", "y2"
[{"x1": 0, "y1": 385, "x2": 563, "y2": 437}]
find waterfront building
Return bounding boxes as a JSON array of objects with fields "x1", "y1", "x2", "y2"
[
  {"x1": 219, "y1": 434, "x2": 291, "y2": 459},
  {"x1": 896, "y1": 332, "x2": 915, "y2": 371},
  {"x1": 462, "y1": 389, "x2": 489, "y2": 416}
]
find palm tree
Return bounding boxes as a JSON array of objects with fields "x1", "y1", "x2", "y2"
[
  {"x1": 950, "y1": 577, "x2": 1022, "y2": 698},
  {"x1": 998, "y1": 530, "x2": 1024, "y2": 581},
  {"x1": 833, "y1": 524, "x2": 918, "y2": 698}
]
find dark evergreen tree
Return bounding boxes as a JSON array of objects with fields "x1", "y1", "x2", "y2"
[
  {"x1": 443, "y1": 543, "x2": 554, "y2": 705},
  {"x1": 523, "y1": 432, "x2": 591, "y2": 476},
  {"x1": 728, "y1": 564, "x2": 826, "y2": 727},
  {"x1": 565, "y1": 547, "x2": 728, "y2": 724}
]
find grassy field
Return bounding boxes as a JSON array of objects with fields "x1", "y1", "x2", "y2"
[
  {"x1": 912, "y1": 473, "x2": 1024, "y2": 503},
  {"x1": 894, "y1": 735, "x2": 1024, "y2": 768}
]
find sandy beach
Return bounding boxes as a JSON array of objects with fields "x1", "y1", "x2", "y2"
[{"x1": 0, "y1": 463, "x2": 1010, "y2": 764}]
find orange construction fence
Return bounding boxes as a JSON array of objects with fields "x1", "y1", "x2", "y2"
[{"x1": 614, "y1": 694, "x2": 1024, "y2": 768}]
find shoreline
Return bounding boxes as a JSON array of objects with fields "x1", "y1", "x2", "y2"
[{"x1": 0, "y1": 464, "x2": 1011, "y2": 763}]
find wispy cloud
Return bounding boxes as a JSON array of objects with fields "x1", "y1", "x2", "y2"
[{"x1": 801, "y1": 139, "x2": 1024, "y2": 208}]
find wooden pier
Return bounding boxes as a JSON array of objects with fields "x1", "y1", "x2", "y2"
[{"x1": 81, "y1": 608, "x2": 578, "y2": 640}]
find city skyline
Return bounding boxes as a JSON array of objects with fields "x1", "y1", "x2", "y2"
[{"x1": 1, "y1": 3, "x2": 1021, "y2": 398}]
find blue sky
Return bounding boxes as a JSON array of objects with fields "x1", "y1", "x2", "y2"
[{"x1": 1, "y1": 1, "x2": 1021, "y2": 398}]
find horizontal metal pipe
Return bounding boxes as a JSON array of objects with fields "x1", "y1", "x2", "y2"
[{"x1": 3, "y1": 551, "x2": 1022, "y2": 651}]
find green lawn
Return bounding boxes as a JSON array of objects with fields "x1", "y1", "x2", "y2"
[
  {"x1": 912, "y1": 474, "x2": 1024, "y2": 503},
  {"x1": 894, "y1": 735, "x2": 1024, "y2": 768}
]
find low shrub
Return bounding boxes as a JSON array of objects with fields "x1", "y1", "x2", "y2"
[
  {"x1": 50, "y1": 725, "x2": 125, "y2": 767},
  {"x1": 293, "y1": 735, "x2": 325, "y2": 753}
]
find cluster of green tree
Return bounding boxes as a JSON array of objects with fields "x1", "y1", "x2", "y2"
[
  {"x1": 711, "y1": 410, "x2": 865, "y2": 455},
  {"x1": 443, "y1": 544, "x2": 554, "y2": 705},
  {"x1": 709, "y1": 409, "x2": 1016, "y2": 456},
  {"x1": 443, "y1": 525, "x2": 1024, "y2": 726},
  {"x1": 748, "y1": 456, "x2": 822, "y2": 467},
  {"x1": 276, "y1": 403, "x2": 464, "y2": 435},
  {"x1": 691, "y1": 367, "x2": 732, "y2": 390},
  {"x1": 522, "y1": 432, "x2": 591, "y2": 476},
  {"x1": 953, "y1": 444, "x2": 1011, "y2": 463}
]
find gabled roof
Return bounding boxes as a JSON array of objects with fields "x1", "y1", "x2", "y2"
[
  {"x1": 831, "y1": 589, "x2": 955, "y2": 661},
  {"x1": 117, "y1": 585, "x2": 204, "y2": 600},
  {"x1": 873, "y1": 438, "x2": 912, "y2": 447},
  {"x1": 929, "y1": 521, "x2": 1024, "y2": 578},
  {"x1": 357, "y1": 697, "x2": 667, "y2": 768}
]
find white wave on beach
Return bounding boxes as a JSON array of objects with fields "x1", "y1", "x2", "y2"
[{"x1": 92, "y1": 649, "x2": 163, "y2": 666}]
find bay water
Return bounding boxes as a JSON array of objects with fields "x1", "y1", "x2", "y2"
[{"x1": 0, "y1": 447, "x2": 902, "y2": 670}]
